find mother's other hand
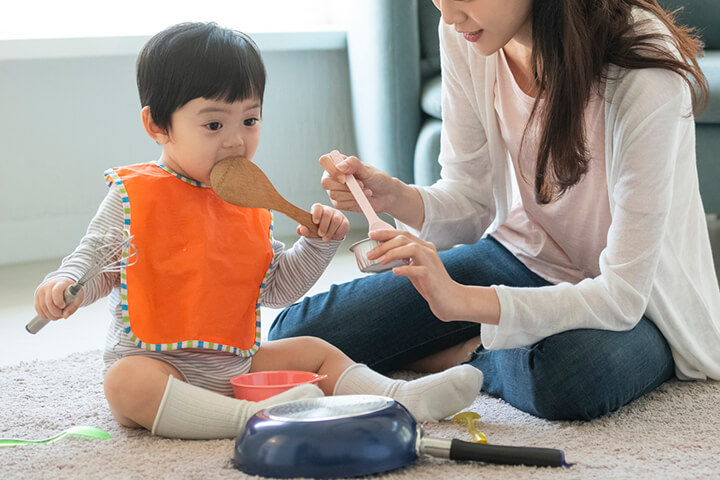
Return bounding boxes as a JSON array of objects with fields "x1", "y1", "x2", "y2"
[{"x1": 368, "y1": 229, "x2": 501, "y2": 326}]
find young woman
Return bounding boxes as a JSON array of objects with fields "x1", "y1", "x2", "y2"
[{"x1": 270, "y1": 0, "x2": 720, "y2": 420}]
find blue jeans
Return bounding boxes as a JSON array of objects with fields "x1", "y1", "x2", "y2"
[{"x1": 269, "y1": 237, "x2": 675, "y2": 420}]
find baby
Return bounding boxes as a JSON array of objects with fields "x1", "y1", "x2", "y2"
[{"x1": 33, "y1": 22, "x2": 483, "y2": 439}]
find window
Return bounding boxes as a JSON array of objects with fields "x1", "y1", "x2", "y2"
[{"x1": 1, "y1": 0, "x2": 350, "y2": 40}]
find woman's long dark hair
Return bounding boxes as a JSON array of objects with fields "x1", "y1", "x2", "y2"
[{"x1": 526, "y1": 0, "x2": 708, "y2": 204}]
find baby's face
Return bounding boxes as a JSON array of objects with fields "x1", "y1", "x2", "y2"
[{"x1": 160, "y1": 97, "x2": 262, "y2": 185}]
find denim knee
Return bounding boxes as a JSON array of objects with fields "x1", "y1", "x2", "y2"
[
  {"x1": 522, "y1": 360, "x2": 615, "y2": 421},
  {"x1": 472, "y1": 320, "x2": 674, "y2": 421},
  {"x1": 483, "y1": 346, "x2": 619, "y2": 421}
]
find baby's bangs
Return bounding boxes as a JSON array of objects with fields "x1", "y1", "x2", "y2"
[{"x1": 200, "y1": 34, "x2": 266, "y2": 104}]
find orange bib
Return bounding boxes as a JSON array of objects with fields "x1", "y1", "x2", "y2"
[{"x1": 105, "y1": 163, "x2": 273, "y2": 355}]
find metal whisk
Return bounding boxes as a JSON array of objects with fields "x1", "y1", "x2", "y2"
[{"x1": 26, "y1": 229, "x2": 138, "y2": 334}]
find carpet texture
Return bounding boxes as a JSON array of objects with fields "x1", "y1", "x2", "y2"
[{"x1": 2, "y1": 350, "x2": 719, "y2": 479}]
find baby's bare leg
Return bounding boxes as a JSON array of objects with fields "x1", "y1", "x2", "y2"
[
  {"x1": 104, "y1": 356, "x2": 183, "y2": 429},
  {"x1": 251, "y1": 337, "x2": 354, "y2": 395}
]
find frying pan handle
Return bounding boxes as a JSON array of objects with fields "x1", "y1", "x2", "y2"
[{"x1": 449, "y1": 439, "x2": 567, "y2": 467}]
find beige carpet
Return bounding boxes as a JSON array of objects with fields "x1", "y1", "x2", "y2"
[{"x1": 2, "y1": 350, "x2": 719, "y2": 479}]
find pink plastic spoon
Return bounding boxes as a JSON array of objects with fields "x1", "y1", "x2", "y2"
[{"x1": 325, "y1": 150, "x2": 394, "y2": 232}]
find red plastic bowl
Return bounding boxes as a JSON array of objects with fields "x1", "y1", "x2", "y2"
[{"x1": 231, "y1": 370, "x2": 327, "y2": 401}]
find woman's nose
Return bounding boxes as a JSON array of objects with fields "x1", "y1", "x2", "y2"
[{"x1": 436, "y1": 0, "x2": 461, "y2": 26}]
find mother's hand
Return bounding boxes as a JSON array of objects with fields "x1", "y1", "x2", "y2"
[
  {"x1": 318, "y1": 152, "x2": 397, "y2": 214},
  {"x1": 367, "y1": 229, "x2": 501, "y2": 325},
  {"x1": 366, "y1": 229, "x2": 465, "y2": 323}
]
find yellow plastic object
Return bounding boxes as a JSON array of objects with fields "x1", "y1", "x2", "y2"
[{"x1": 451, "y1": 412, "x2": 487, "y2": 444}]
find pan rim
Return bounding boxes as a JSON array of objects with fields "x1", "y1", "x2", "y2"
[{"x1": 262, "y1": 394, "x2": 396, "y2": 422}]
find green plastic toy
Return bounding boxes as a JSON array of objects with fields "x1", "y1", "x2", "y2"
[{"x1": 0, "y1": 426, "x2": 111, "y2": 447}]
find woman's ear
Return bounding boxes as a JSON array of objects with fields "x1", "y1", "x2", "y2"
[{"x1": 141, "y1": 106, "x2": 169, "y2": 144}]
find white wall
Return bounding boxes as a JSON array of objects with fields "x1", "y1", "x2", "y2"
[{"x1": 0, "y1": 40, "x2": 362, "y2": 265}]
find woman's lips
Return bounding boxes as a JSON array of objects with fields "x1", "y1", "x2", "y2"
[{"x1": 462, "y1": 30, "x2": 483, "y2": 42}]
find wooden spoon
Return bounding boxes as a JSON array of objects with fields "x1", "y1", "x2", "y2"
[{"x1": 210, "y1": 156, "x2": 318, "y2": 235}]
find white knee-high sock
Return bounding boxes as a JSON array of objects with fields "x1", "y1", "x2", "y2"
[
  {"x1": 151, "y1": 376, "x2": 324, "y2": 439},
  {"x1": 333, "y1": 364, "x2": 483, "y2": 422}
]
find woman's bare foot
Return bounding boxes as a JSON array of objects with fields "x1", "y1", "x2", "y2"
[{"x1": 406, "y1": 335, "x2": 482, "y2": 373}]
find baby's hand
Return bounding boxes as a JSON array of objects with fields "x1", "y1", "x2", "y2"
[
  {"x1": 34, "y1": 277, "x2": 84, "y2": 321},
  {"x1": 298, "y1": 204, "x2": 349, "y2": 242}
]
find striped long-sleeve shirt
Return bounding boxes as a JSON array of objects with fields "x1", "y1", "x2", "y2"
[{"x1": 41, "y1": 183, "x2": 342, "y2": 373}]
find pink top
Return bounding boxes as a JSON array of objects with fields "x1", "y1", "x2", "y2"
[{"x1": 492, "y1": 48, "x2": 611, "y2": 285}]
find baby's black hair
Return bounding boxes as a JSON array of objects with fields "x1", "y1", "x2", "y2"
[{"x1": 137, "y1": 22, "x2": 265, "y2": 130}]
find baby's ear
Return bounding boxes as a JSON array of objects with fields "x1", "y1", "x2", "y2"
[{"x1": 141, "y1": 106, "x2": 169, "y2": 144}]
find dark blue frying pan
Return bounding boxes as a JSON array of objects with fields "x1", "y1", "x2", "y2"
[{"x1": 234, "y1": 395, "x2": 567, "y2": 478}]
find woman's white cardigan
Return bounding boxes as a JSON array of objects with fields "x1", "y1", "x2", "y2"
[{"x1": 399, "y1": 19, "x2": 720, "y2": 380}]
